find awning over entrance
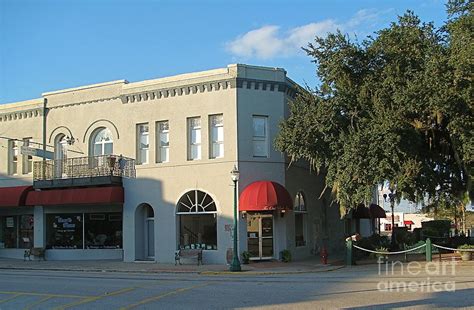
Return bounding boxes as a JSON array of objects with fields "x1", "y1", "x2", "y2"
[
  {"x1": 0, "y1": 186, "x2": 33, "y2": 207},
  {"x1": 352, "y1": 203, "x2": 386, "y2": 219},
  {"x1": 25, "y1": 186, "x2": 124, "y2": 206},
  {"x1": 404, "y1": 220, "x2": 415, "y2": 225},
  {"x1": 239, "y1": 181, "x2": 293, "y2": 212},
  {"x1": 369, "y1": 203, "x2": 387, "y2": 218}
]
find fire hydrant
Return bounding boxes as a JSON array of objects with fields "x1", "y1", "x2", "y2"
[{"x1": 321, "y1": 246, "x2": 328, "y2": 265}]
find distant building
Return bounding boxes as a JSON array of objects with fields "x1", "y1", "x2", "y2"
[{"x1": 380, "y1": 212, "x2": 434, "y2": 232}]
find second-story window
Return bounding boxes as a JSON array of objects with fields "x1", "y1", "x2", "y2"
[
  {"x1": 157, "y1": 121, "x2": 169, "y2": 163},
  {"x1": 188, "y1": 117, "x2": 201, "y2": 160},
  {"x1": 210, "y1": 114, "x2": 224, "y2": 159},
  {"x1": 22, "y1": 138, "x2": 33, "y2": 174},
  {"x1": 137, "y1": 123, "x2": 149, "y2": 165},
  {"x1": 92, "y1": 128, "x2": 113, "y2": 156},
  {"x1": 252, "y1": 116, "x2": 268, "y2": 157},
  {"x1": 8, "y1": 140, "x2": 19, "y2": 175}
]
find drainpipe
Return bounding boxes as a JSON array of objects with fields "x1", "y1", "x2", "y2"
[{"x1": 42, "y1": 98, "x2": 48, "y2": 180}]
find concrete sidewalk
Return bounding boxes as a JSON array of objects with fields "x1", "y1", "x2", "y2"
[{"x1": 0, "y1": 256, "x2": 345, "y2": 275}]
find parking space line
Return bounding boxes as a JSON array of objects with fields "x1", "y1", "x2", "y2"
[
  {"x1": 54, "y1": 287, "x2": 136, "y2": 310},
  {"x1": 0, "y1": 293, "x2": 22, "y2": 304},
  {"x1": 120, "y1": 283, "x2": 209, "y2": 310},
  {"x1": 0, "y1": 290, "x2": 92, "y2": 299},
  {"x1": 23, "y1": 296, "x2": 53, "y2": 310}
]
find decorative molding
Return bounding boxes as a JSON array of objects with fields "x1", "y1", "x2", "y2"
[
  {"x1": 120, "y1": 79, "x2": 235, "y2": 104},
  {"x1": 49, "y1": 126, "x2": 75, "y2": 144},
  {"x1": 119, "y1": 77, "x2": 296, "y2": 104},
  {"x1": 48, "y1": 96, "x2": 120, "y2": 110},
  {"x1": 0, "y1": 108, "x2": 42, "y2": 123},
  {"x1": 82, "y1": 119, "x2": 120, "y2": 143}
]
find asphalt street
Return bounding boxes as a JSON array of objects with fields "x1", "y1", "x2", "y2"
[{"x1": 0, "y1": 262, "x2": 473, "y2": 309}]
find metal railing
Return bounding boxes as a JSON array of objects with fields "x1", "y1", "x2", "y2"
[{"x1": 33, "y1": 155, "x2": 136, "y2": 181}]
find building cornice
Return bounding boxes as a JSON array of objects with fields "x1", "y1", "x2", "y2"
[
  {"x1": 0, "y1": 107, "x2": 43, "y2": 123},
  {"x1": 120, "y1": 77, "x2": 297, "y2": 104}
]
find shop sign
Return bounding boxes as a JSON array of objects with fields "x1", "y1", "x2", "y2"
[{"x1": 6, "y1": 217, "x2": 14, "y2": 228}]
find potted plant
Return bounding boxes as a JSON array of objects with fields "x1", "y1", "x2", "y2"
[
  {"x1": 241, "y1": 251, "x2": 250, "y2": 264},
  {"x1": 457, "y1": 244, "x2": 474, "y2": 261},
  {"x1": 280, "y1": 249, "x2": 292, "y2": 263},
  {"x1": 375, "y1": 247, "x2": 389, "y2": 262}
]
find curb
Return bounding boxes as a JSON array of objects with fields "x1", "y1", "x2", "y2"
[
  {"x1": 199, "y1": 265, "x2": 345, "y2": 275},
  {"x1": 0, "y1": 265, "x2": 345, "y2": 275}
]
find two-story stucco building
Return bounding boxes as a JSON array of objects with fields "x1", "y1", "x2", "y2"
[{"x1": 0, "y1": 64, "x2": 345, "y2": 263}]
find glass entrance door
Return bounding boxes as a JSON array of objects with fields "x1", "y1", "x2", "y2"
[{"x1": 247, "y1": 214, "x2": 274, "y2": 260}]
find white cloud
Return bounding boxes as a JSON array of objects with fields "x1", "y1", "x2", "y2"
[{"x1": 226, "y1": 8, "x2": 393, "y2": 60}]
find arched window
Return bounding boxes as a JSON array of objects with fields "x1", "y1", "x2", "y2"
[
  {"x1": 177, "y1": 190, "x2": 217, "y2": 250},
  {"x1": 294, "y1": 191, "x2": 307, "y2": 247},
  {"x1": 54, "y1": 134, "x2": 68, "y2": 161},
  {"x1": 90, "y1": 128, "x2": 113, "y2": 156},
  {"x1": 54, "y1": 134, "x2": 68, "y2": 178}
]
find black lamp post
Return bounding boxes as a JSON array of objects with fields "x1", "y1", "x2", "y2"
[
  {"x1": 383, "y1": 191, "x2": 396, "y2": 247},
  {"x1": 229, "y1": 165, "x2": 241, "y2": 272}
]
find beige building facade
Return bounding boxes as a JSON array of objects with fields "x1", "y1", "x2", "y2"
[{"x1": 0, "y1": 64, "x2": 345, "y2": 263}]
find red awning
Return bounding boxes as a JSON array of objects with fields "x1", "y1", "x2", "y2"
[
  {"x1": 352, "y1": 204, "x2": 371, "y2": 219},
  {"x1": 239, "y1": 181, "x2": 293, "y2": 211},
  {"x1": 369, "y1": 203, "x2": 387, "y2": 218},
  {"x1": 25, "y1": 186, "x2": 124, "y2": 206},
  {"x1": 0, "y1": 186, "x2": 33, "y2": 207},
  {"x1": 404, "y1": 220, "x2": 414, "y2": 225},
  {"x1": 352, "y1": 203, "x2": 387, "y2": 219}
]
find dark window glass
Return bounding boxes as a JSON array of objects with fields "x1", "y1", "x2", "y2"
[
  {"x1": 295, "y1": 213, "x2": 306, "y2": 247},
  {"x1": 0, "y1": 216, "x2": 17, "y2": 248},
  {"x1": 85, "y1": 213, "x2": 122, "y2": 249},
  {"x1": 46, "y1": 214, "x2": 83, "y2": 249},
  {"x1": 179, "y1": 214, "x2": 217, "y2": 250},
  {"x1": 19, "y1": 215, "x2": 34, "y2": 249}
]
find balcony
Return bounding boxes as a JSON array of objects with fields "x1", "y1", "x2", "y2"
[{"x1": 33, "y1": 155, "x2": 135, "y2": 189}]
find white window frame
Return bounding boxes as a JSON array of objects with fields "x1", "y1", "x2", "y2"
[
  {"x1": 90, "y1": 128, "x2": 113, "y2": 156},
  {"x1": 137, "y1": 123, "x2": 149, "y2": 165},
  {"x1": 8, "y1": 140, "x2": 18, "y2": 175},
  {"x1": 294, "y1": 191, "x2": 307, "y2": 247},
  {"x1": 156, "y1": 121, "x2": 169, "y2": 163},
  {"x1": 188, "y1": 117, "x2": 201, "y2": 160},
  {"x1": 22, "y1": 138, "x2": 33, "y2": 174},
  {"x1": 252, "y1": 115, "x2": 269, "y2": 157},
  {"x1": 209, "y1": 114, "x2": 224, "y2": 159}
]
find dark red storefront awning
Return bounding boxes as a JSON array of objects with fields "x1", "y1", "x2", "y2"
[
  {"x1": 0, "y1": 186, "x2": 33, "y2": 207},
  {"x1": 352, "y1": 203, "x2": 387, "y2": 219},
  {"x1": 404, "y1": 220, "x2": 414, "y2": 225},
  {"x1": 25, "y1": 186, "x2": 124, "y2": 206},
  {"x1": 369, "y1": 203, "x2": 387, "y2": 218},
  {"x1": 239, "y1": 181, "x2": 293, "y2": 212}
]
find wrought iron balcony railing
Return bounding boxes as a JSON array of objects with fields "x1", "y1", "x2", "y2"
[{"x1": 33, "y1": 155, "x2": 136, "y2": 181}]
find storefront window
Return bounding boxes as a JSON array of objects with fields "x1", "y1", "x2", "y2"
[
  {"x1": 85, "y1": 213, "x2": 122, "y2": 249},
  {"x1": 177, "y1": 190, "x2": 217, "y2": 250},
  {"x1": 0, "y1": 215, "x2": 34, "y2": 249},
  {"x1": 46, "y1": 213, "x2": 122, "y2": 250},
  {"x1": 19, "y1": 215, "x2": 34, "y2": 248},
  {"x1": 47, "y1": 214, "x2": 83, "y2": 249}
]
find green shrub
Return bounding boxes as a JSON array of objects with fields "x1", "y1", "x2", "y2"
[
  {"x1": 241, "y1": 251, "x2": 250, "y2": 264},
  {"x1": 458, "y1": 244, "x2": 474, "y2": 250},
  {"x1": 280, "y1": 249, "x2": 292, "y2": 263}
]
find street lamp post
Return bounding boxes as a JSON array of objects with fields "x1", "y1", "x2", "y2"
[
  {"x1": 383, "y1": 191, "x2": 396, "y2": 248},
  {"x1": 230, "y1": 165, "x2": 241, "y2": 272}
]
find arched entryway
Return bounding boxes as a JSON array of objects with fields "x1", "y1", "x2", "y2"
[{"x1": 135, "y1": 203, "x2": 155, "y2": 260}]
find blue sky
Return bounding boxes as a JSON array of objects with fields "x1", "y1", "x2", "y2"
[{"x1": 0, "y1": 0, "x2": 449, "y2": 104}]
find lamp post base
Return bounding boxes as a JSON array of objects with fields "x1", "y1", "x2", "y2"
[{"x1": 229, "y1": 257, "x2": 241, "y2": 272}]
